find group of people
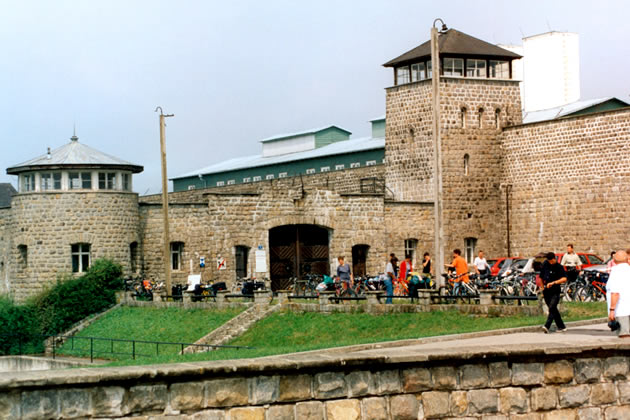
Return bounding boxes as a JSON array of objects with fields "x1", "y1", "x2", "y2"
[{"x1": 383, "y1": 252, "x2": 433, "y2": 304}]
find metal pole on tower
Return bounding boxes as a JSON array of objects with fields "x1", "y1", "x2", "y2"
[{"x1": 156, "y1": 107, "x2": 174, "y2": 294}]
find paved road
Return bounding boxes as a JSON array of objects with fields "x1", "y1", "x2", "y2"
[{"x1": 354, "y1": 322, "x2": 620, "y2": 359}]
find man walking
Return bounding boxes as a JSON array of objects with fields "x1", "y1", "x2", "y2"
[
  {"x1": 560, "y1": 244, "x2": 582, "y2": 285},
  {"x1": 608, "y1": 250, "x2": 630, "y2": 338},
  {"x1": 384, "y1": 255, "x2": 395, "y2": 304},
  {"x1": 540, "y1": 252, "x2": 568, "y2": 333}
]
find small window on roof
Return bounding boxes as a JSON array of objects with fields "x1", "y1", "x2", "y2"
[
  {"x1": 243, "y1": 177, "x2": 251, "y2": 183},
  {"x1": 265, "y1": 174, "x2": 274, "y2": 180},
  {"x1": 253, "y1": 176, "x2": 262, "y2": 182},
  {"x1": 227, "y1": 179, "x2": 236, "y2": 185},
  {"x1": 278, "y1": 172, "x2": 288, "y2": 178},
  {"x1": 366, "y1": 160, "x2": 377, "y2": 166},
  {"x1": 320, "y1": 166, "x2": 330, "y2": 173},
  {"x1": 306, "y1": 168, "x2": 315, "y2": 175},
  {"x1": 216, "y1": 181, "x2": 225, "y2": 186},
  {"x1": 335, "y1": 164, "x2": 345, "y2": 170},
  {"x1": 187, "y1": 185, "x2": 196, "y2": 190},
  {"x1": 350, "y1": 162, "x2": 360, "y2": 168}
]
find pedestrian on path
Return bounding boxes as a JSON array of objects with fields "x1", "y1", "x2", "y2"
[
  {"x1": 607, "y1": 250, "x2": 630, "y2": 338},
  {"x1": 384, "y1": 255, "x2": 395, "y2": 304},
  {"x1": 540, "y1": 252, "x2": 568, "y2": 333},
  {"x1": 473, "y1": 250, "x2": 490, "y2": 279}
]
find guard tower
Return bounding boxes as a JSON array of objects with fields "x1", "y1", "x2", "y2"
[
  {"x1": 383, "y1": 28, "x2": 522, "y2": 260},
  {"x1": 3, "y1": 133, "x2": 143, "y2": 301}
]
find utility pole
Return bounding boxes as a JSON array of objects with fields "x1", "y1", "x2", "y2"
[
  {"x1": 431, "y1": 19, "x2": 446, "y2": 289},
  {"x1": 156, "y1": 107, "x2": 175, "y2": 294}
]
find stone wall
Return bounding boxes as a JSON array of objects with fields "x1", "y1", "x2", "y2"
[
  {"x1": 501, "y1": 108, "x2": 630, "y2": 257},
  {"x1": 440, "y1": 78, "x2": 521, "y2": 259},
  {"x1": 5, "y1": 192, "x2": 140, "y2": 302},
  {"x1": 140, "y1": 165, "x2": 387, "y2": 205},
  {"x1": 0, "y1": 207, "x2": 10, "y2": 296},
  {"x1": 3, "y1": 342, "x2": 630, "y2": 419},
  {"x1": 139, "y1": 184, "x2": 391, "y2": 288},
  {"x1": 385, "y1": 78, "x2": 522, "y2": 259},
  {"x1": 385, "y1": 80, "x2": 434, "y2": 202}
]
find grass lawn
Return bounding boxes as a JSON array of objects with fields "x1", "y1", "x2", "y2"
[
  {"x1": 56, "y1": 306, "x2": 243, "y2": 360},
  {"x1": 85, "y1": 301, "x2": 605, "y2": 367}
]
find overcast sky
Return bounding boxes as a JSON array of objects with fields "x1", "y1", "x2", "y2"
[{"x1": 1, "y1": 0, "x2": 628, "y2": 195}]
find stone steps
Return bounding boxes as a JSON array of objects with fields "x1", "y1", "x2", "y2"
[{"x1": 183, "y1": 304, "x2": 281, "y2": 354}]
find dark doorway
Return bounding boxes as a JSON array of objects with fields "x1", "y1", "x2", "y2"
[
  {"x1": 352, "y1": 244, "x2": 369, "y2": 277},
  {"x1": 235, "y1": 245, "x2": 250, "y2": 279},
  {"x1": 269, "y1": 224, "x2": 330, "y2": 291}
]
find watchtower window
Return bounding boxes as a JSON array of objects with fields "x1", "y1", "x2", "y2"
[
  {"x1": 411, "y1": 62, "x2": 426, "y2": 81},
  {"x1": 22, "y1": 174, "x2": 35, "y2": 192},
  {"x1": 443, "y1": 58, "x2": 464, "y2": 77},
  {"x1": 41, "y1": 172, "x2": 61, "y2": 191},
  {"x1": 478, "y1": 108, "x2": 484, "y2": 128},
  {"x1": 69, "y1": 172, "x2": 92, "y2": 190},
  {"x1": 460, "y1": 107, "x2": 467, "y2": 129},
  {"x1": 98, "y1": 172, "x2": 116, "y2": 190},
  {"x1": 489, "y1": 60, "x2": 509, "y2": 79},
  {"x1": 396, "y1": 66, "x2": 410, "y2": 85},
  {"x1": 495, "y1": 109, "x2": 501, "y2": 129},
  {"x1": 464, "y1": 154, "x2": 470, "y2": 176},
  {"x1": 466, "y1": 59, "x2": 486, "y2": 78}
]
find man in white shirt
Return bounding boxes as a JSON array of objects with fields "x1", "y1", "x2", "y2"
[
  {"x1": 561, "y1": 244, "x2": 582, "y2": 285},
  {"x1": 473, "y1": 250, "x2": 490, "y2": 279},
  {"x1": 608, "y1": 250, "x2": 630, "y2": 338}
]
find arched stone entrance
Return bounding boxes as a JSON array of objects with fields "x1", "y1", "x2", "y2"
[{"x1": 269, "y1": 224, "x2": 330, "y2": 291}]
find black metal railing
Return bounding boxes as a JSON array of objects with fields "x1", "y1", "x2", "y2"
[{"x1": 0, "y1": 333, "x2": 253, "y2": 363}]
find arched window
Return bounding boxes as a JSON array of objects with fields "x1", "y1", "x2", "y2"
[
  {"x1": 464, "y1": 154, "x2": 470, "y2": 176},
  {"x1": 478, "y1": 107, "x2": 484, "y2": 128},
  {"x1": 460, "y1": 107, "x2": 467, "y2": 129},
  {"x1": 495, "y1": 108, "x2": 501, "y2": 129}
]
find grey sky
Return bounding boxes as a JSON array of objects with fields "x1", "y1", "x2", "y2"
[{"x1": 1, "y1": 0, "x2": 628, "y2": 195}]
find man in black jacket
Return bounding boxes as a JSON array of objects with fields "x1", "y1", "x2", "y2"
[{"x1": 540, "y1": 252, "x2": 568, "y2": 333}]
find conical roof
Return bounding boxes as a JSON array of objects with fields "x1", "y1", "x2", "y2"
[
  {"x1": 383, "y1": 28, "x2": 521, "y2": 67},
  {"x1": 6, "y1": 135, "x2": 143, "y2": 174}
]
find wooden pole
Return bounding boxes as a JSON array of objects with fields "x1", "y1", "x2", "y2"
[
  {"x1": 431, "y1": 25, "x2": 445, "y2": 288},
  {"x1": 158, "y1": 109, "x2": 174, "y2": 294}
]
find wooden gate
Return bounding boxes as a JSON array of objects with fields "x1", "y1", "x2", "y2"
[{"x1": 269, "y1": 224, "x2": 330, "y2": 291}]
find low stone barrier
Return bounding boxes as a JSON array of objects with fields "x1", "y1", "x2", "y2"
[{"x1": 2, "y1": 340, "x2": 630, "y2": 419}]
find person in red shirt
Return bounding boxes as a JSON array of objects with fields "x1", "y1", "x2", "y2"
[
  {"x1": 446, "y1": 249, "x2": 469, "y2": 295},
  {"x1": 398, "y1": 254, "x2": 413, "y2": 283}
]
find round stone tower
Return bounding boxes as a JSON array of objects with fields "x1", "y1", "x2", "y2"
[{"x1": 3, "y1": 133, "x2": 143, "y2": 301}]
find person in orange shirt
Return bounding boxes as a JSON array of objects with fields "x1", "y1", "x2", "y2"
[{"x1": 445, "y1": 249, "x2": 469, "y2": 295}]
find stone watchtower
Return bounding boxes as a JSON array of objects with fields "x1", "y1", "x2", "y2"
[
  {"x1": 383, "y1": 28, "x2": 523, "y2": 259},
  {"x1": 3, "y1": 133, "x2": 143, "y2": 301}
]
